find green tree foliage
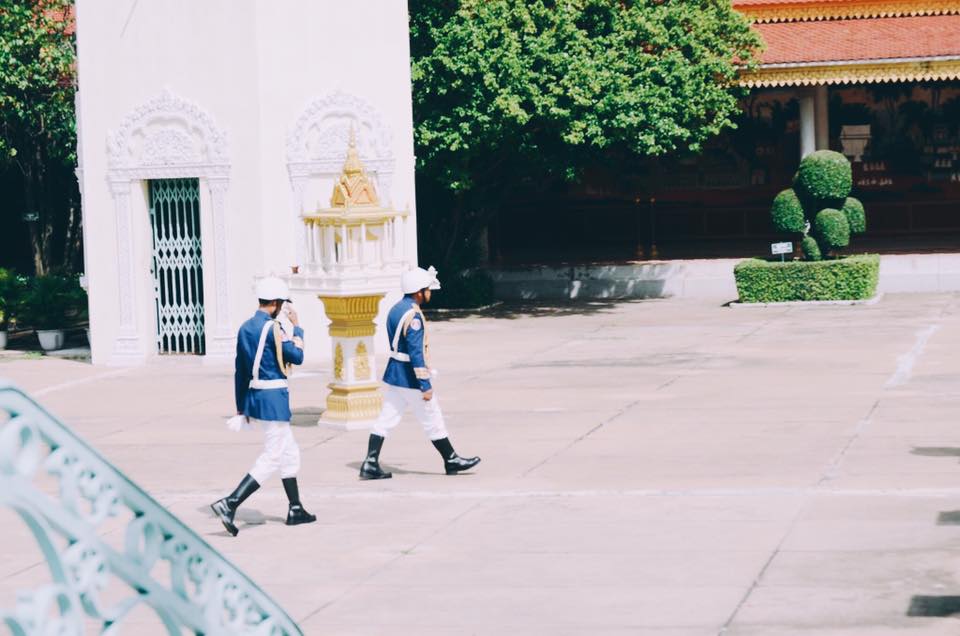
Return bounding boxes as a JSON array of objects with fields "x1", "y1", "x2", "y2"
[
  {"x1": 770, "y1": 188, "x2": 806, "y2": 234},
  {"x1": 0, "y1": 0, "x2": 80, "y2": 275},
  {"x1": 0, "y1": 267, "x2": 27, "y2": 328},
  {"x1": 410, "y1": 0, "x2": 761, "y2": 303}
]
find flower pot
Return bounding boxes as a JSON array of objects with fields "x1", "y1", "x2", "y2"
[
  {"x1": 0, "y1": 330, "x2": 6, "y2": 350},
  {"x1": 37, "y1": 329, "x2": 65, "y2": 352}
]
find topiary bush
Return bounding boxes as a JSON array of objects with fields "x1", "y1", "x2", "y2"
[
  {"x1": 771, "y1": 189, "x2": 806, "y2": 234},
  {"x1": 734, "y1": 254, "x2": 879, "y2": 302},
  {"x1": 800, "y1": 235, "x2": 822, "y2": 261},
  {"x1": 842, "y1": 197, "x2": 866, "y2": 234},
  {"x1": 814, "y1": 208, "x2": 850, "y2": 251},
  {"x1": 793, "y1": 150, "x2": 852, "y2": 205},
  {"x1": 767, "y1": 150, "x2": 866, "y2": 261}
]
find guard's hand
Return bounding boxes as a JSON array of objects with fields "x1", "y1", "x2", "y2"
[
  {"x1": 285, "y1": 305, "x2": 300, "y2": 327},
  {"x1": 422, "y1": 390, "x2": 433, "y2": 401}
]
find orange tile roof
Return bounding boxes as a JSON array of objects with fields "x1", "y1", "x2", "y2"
[
  {"x1": 734, "y1": 0, "x2": 960, "y2": 23},
  {"x1": 755, "y1": 14, "x2": 960, "y2": 64},
  {"x1": 733, "y1": 0, "x2": 847, "y2": 5}
]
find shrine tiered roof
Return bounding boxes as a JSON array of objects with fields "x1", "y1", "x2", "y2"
[{"x1": 734, "y1": 0, "x2": 960, "y2": 86}]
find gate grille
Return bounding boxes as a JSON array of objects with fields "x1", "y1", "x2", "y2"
[{"x1": 149, "y1": 178, "x2": 205, "y2": 354}]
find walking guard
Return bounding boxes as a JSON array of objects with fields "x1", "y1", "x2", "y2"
[
  {"x1": 359, "y1": 266, "x2": 481, "y2": 479},
  {"x1": 211, "y1": 277, "x2": 316, "y2": 536}
]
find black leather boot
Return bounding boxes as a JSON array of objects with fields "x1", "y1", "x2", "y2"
[
  {"x1": 432, "y1": 438, "x2": 481, "y2": 475},
  {"x1": 282, "y1": 477, "x2": 316, "y2": 526},
  {"x1": 210, "y1": 474, "x2": 260, "y2": 536},
  {"x1": 359, "y1": 434, "x2": 392, "y2": 480}
]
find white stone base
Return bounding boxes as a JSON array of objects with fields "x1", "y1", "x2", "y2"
[{"x1": 319, "y1": 417, "x2": 376, "y2": 431}]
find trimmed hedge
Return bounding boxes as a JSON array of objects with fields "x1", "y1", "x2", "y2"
[
  {"x1": 800, "y1": 235, "x2": 822, "y2": 261},
  {"x1": 734, "y1": 254, "x2": 880, "y2": 303},
  {"x1": 794, "y1": 150, "x2": 852, "y2": 204},
  {"x1": 842, "y1": 197, "x2": 866, "y2": 234},
  {"x1": 771, "y1": 189, "x2": 806, "y2": 234},
  {"x1": 814, "y1": 208, "x2": 850, "y2": 249}
]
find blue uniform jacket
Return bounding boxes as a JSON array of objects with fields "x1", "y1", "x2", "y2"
[
  {"x1": 234, "y1": 310, "x2": 305, "y2": 421},
  {"x1": 383, "y1": 295, "x2": 432, "y2": 392}
]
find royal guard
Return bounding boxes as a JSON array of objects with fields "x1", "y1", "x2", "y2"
[
  {"x1": 359, "y1": 266, "x2": 481, "y2": 479},
  {"x1": 211, "y1": 277, "x2": 316, "y2": 535}
]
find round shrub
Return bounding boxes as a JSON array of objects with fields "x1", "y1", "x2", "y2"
[
  {"x1": 814, "y1": 208, "x2": 850, "y2": 250},
  {"x1": 771, "y1": 189, "x2": 806, "y2": 234},
  {"x1": 794, "y1": 150, "x2": 852, "y2": 204},
  {"x1": 801, "y1": 235, "x2": 822, "y2": 261},
  {"x1": 842, "y1": 197, "x2": 866, "y2": 234}
]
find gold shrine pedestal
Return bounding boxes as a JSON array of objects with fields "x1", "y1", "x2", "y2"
[
  {"x1": 317, "y1": 294, "x2": 384, "y2": 429},
  {"x1": 302, "y1": 129, "x2": 409, "y2": 429}
]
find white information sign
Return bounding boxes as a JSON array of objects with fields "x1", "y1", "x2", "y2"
[{"x1": 771, "y1": 241, "x2": 793, "y2": 255}]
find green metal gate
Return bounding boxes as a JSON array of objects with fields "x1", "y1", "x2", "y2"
[{"x1": 148, "y1": 178, "x2": 205, "y2": 354}]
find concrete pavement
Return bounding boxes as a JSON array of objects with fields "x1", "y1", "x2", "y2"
[{"x1": 4, "y1": 294, "x2": 960, "y2": 634}]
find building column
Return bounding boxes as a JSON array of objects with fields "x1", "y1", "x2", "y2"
[
  {"x1": 108, "y1": 178, "x2": 144, "y2": 364},
  {"x1": 799, "y1": 92, "x2": 816, "y2": 159},
  {"x1": 206, "y1": 177, "x2": 234, "y2": 358},
  {"x1": 814, "y1": 85, "x2": 830, "y2": 150}
]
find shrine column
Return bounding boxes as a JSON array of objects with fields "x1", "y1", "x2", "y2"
[
  {"x1": 799, "y1": 91, "x2": 816, "y2": 159},
  {"x1": 814, "y1": 85, "x2": 830, "y2": 150}
]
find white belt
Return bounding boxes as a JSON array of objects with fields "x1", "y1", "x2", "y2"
[
  {"x1": 249, "y1": 379, "x2": 288, "y2": 390},
  {"x1": 389, "y1": 352, "x2": 410, "y2": 362}
]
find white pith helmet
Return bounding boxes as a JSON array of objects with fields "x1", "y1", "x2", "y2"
[
  {"x1": 255, "y1": 276, "x2": 291, "y2": 302},
  {"x1": 401, "y1": 266, "x2": 441, "y2": 294}
]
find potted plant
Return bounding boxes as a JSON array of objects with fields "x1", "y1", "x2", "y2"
[
  {"x1": 22, "y1": 274, "x2": 86, "y2": 352},
  {"x1": 0, "y1": 268, "x2": 25, "y2": 350}
]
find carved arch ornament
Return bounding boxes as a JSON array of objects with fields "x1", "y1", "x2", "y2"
[
  {"x1": 105, "y1": 88, "x2": 233, "y2": 360},
  {"x1": 286, "y1": 92, "x2": 396, "y2": 266}
]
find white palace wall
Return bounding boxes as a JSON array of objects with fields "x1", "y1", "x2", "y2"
[{"x1": 75, "y1": 0, "x2": 417, "y2": 366}]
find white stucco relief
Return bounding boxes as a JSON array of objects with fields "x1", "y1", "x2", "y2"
[
  {"x1": 105, "y1": 88, "x2": 233, "y2": 361},
  {"x1": 286, "y1": 92, "x2": 396, "y2": 268}
]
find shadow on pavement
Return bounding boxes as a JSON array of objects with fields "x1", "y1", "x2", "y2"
[
  {"x1": 907, "y1": 595, "x2": 960, "y2": 617},
  {"x1": 291, "y1": 407, "x2": 323, "y2": 427},
  {"x1": 427, "y1": 299, "x2": 650, "y2": 322},
  {"x1": 344, "y1": 460, "x2": 452, "y2": 477},
  {"x1": 910, "y1": 447, "x2": 960, "y2": 459},
  {"x1": 936, "y1": 511, "x2": 960, "y2": 525}
]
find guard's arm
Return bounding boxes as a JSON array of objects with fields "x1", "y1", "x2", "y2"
[
  {"x1": 234, "y1": 341, "x2": 250, "y2": 413},
  {"x1": 282, "y1": 326, "x2": 305, "y2": 366},
  {"x1": 405, "y1": 319, "x2": 432, "y2": 392}
]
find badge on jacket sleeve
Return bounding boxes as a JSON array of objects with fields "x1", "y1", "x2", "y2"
[{"x1": 409, "y1": 318, "x2": 422, "y2": 331}]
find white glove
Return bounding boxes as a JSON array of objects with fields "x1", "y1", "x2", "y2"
[{"x1": 226, "y1": 414, "x2": 252, "y2": 432}]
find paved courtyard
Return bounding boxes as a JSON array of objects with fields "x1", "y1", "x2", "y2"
[{"x1": 5, "y1": 293, "x2": 960, "y2": 634}]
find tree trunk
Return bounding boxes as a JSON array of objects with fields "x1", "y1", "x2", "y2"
[
  {"x1": 23, "y1": 161, "x2": 47, "y2": 276},
  {"x1": 441, "y1": 194, "x2": 464, "y2": 269},
  {"x1": 63, "y1": 199, "x2": 82, "y2": 272}
]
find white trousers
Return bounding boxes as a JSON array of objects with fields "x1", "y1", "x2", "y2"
[
  {"x1": 372, "y1": 385, "x2": 449, "y2": 441},
  {"x1": 249, "y1": 419, "x2": 301, "y2": 484}
]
